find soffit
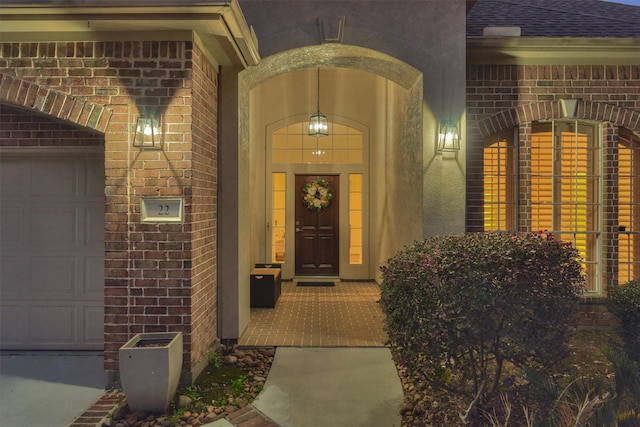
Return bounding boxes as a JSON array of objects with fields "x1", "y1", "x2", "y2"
[
  {"x1": 0, "y1": 1, "x2": 259, "y2": 67},
  {"x1": 467, "y1": 37, "x2": 640, "y2": 65}
]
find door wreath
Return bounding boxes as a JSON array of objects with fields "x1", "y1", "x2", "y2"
[{"x1": 302, "y1": 178, "x2": 333, "y2": 210}]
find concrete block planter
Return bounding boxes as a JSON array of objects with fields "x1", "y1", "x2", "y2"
[{"x1": 119, "y1": 332, "x2": 183, "y2": 413}]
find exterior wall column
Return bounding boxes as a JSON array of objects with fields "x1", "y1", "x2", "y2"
[{"x1": 219, "y1": 65, "x2": 251, "y2": 340}]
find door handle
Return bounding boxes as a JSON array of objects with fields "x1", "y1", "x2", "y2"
[{"x1": 296, "y1": 228, "x2": 301, "y2": 232}]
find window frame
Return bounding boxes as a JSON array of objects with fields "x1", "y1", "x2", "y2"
[
  {"x1": 483, "y1": 129, "x2": 518, "y2": 232},
  {"x1": 617, "y1": 129, "x2": 640, "y2": 285}
]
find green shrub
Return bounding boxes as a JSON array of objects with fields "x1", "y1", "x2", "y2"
[
  {"x1": 379, "y1": 232, "x2": 584, "y2": 420},
  {"x1": 599, "y1": 345, "x2": 640, "y2": 425},
  {"x1": 607, "y1": 280, "x2": 640, "y2": 363},
  {"x1": 619, "y1": 409, "x2": 640, "y2": 427}
]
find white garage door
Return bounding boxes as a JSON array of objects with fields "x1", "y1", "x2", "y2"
[{"x1": 0, "y1": 151, "x2": 104, "y2": 350}]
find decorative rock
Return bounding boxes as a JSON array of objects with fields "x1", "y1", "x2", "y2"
[
  {"x1": 224, "y1": 355, "x2": 238, "y2": 364},
  {"x1": 113, "y1": 346, "x2": 275, "y2": 427},
  {"x1": 263, "y1": 348, "x2": 276, "y2": 357},
  {"x1": 205, "y1": 413, "x2": 223, "y2": 422},
  {"x1": 113, "y1": 404, "x2": 129, "y2": 421},
  {"x1": 177, "y1": 395, "x2": 193, "y2": 408},
  {"x1": 132, "y1": 410, "x2": 148, "y2": 419}
]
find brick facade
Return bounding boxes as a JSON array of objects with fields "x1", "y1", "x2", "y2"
[
  {"x1": 0, "y1": 40, "x2": 219, "y2": 383},
  {"x1": 188, "y1": 45, "x2": 219, "y2": 379},
  {"x1": 466, "y1": 64, "x2": 640, "y2": 323},
  {"x1": 0, "y1": 105, "x2": 104, "y2": 146},
  {"x1": 575, "y1": 297, "x2": 619, "y2": 330}
]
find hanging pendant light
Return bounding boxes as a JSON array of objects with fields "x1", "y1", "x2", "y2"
[{"x1": 309, "y1": 67, "x2": 329, "y2": 137}]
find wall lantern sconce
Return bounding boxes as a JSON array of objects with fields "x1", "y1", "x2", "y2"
[
  {"x1": 133, "y1": 117, "x2": 162, "y2": 150},
  {"x1": 308, "y1": 68, "x2": 329, "y2": 137},
  {"x1": 437, "y1": 120, "x2": 460, "y2": 152}
]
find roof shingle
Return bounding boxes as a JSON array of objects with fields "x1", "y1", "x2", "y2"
[{"x1": 467, "y1": 0, "x2": 640, "y2": 37}]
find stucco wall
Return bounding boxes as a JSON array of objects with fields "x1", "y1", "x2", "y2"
[{"x1": 240, "y1": 0, "x2": 468, "y2": 238}]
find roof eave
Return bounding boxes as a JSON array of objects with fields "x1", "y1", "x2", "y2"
[
  {"x1": 0, "y1": 0, "x2": 260, "y2": 68},
  {"x1": 467, "y1": 36, "x2": 640, "y2": 65}
]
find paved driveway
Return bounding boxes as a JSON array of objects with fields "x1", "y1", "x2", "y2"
[{"x1": 0, "y1": 351, "x2": 107, "y2": 427}]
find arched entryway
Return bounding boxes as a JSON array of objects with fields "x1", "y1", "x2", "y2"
[
  {"x1": 244, "y1": 45, "x2": 424, "y2": 281},
  {"x1": 218, "y1": 44, "x2": 425, "y2": 339}
]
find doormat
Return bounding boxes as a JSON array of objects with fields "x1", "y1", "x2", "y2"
[{"x1": 297, "y1": 282, "x2": 335, "y2": 287}]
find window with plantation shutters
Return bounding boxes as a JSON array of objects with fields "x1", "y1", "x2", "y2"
[
  {"x1": 617, "y1": 130, "x2": 640, "y2": 285},
  {"x1": 531, "y1": 122, "x2": 600, "y2": 292},
  {"x1": 483, "y1": 130, "x2": 517, "y2": 232}
]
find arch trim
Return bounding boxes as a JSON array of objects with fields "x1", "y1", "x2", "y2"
[
  {"x1": 0, "y1": 74, "x2": 111, "y2": 133},
  {"x1": 478, "y1": 100, "x2": 640, "y2": 138}
]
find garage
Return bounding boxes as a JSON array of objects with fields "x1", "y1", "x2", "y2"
[{"x1": 0, "y1": 151, "x2": 105, "y2": 350}]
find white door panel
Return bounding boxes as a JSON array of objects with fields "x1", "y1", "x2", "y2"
[{"x1": 0, "y1": 152, "x2": 104, "y2": 350}]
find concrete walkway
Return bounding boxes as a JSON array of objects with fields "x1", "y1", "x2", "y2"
[
  {"x1": 0, "y1": 347, "x2": 403, "y2": 427},
  {"x1": 210, "y1": 347, "x2": 403, "y2": 427},
  {"x1": 0, "y1": 351, "x2": 107, "y2": 427}
]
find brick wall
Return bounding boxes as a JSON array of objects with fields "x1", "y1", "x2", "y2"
[
  {"x1": 0, "y1": 40, "x2": 219, "y2": 383},
  {"x1": 188, "y1": 45, "x2": 219, "y2": 378},
  {"x1": 575, "y1": 297, "x2": 619, "y2": 330},
  {"x1": 0, "y1": 104, "x2": 104, "y2": 146},
  {"x1": 466, "y1": 64, "x2": 640, "y2": 323}
]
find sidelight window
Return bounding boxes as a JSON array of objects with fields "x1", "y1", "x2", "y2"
[
  {"x1": 349, "y1": 174, "x2": 363, "y2": 264},
  {"x1": 271, "y1": 173, "x2": 286, "y2": 263}
]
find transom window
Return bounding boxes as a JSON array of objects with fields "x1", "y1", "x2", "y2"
[{"x1": 272, "y1": 122, "x2": 363, "y2": 164}]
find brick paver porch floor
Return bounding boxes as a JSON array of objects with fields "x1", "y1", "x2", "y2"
[
  {"x1": 238, "y1": 281, "x2": 387, "y2": 347},
  {"x1": 71, "y1": 281, "x2": 388, "y2": 426}
]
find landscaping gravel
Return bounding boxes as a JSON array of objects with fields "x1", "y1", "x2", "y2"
[{"x1": 108, "y1": 345, "x2": 274, "y2": 427}]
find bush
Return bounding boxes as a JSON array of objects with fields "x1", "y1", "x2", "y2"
[
  {"x1": 607, "y1": 280, "x2": 640, "y2": 363},
  {"x1": 379, "y1": 232, "x2": 585, "y2": 421}
]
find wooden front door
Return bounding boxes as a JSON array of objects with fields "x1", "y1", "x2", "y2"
[{"x1": 295, "y1": 175, "x2": 339, "y2": 276}]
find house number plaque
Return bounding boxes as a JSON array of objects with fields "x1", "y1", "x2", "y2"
[{"x1": 141, "y1": 197, "x2": 184, "y2": 223}]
